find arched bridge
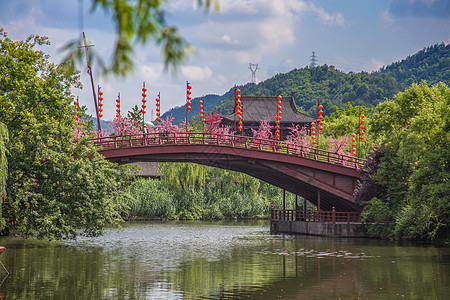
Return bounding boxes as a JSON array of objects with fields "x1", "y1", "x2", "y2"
[{"x1": 92, "y1": 132, "x2": 366, "y2": 212}]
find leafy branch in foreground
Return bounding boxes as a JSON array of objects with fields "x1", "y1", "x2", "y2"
[{"x1": 62, "y1": 0, "x2": 219, "y2": 76}]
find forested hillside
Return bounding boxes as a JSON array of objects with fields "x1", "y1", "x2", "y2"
[
  {"x1": 377, "y1": 43, "x2": 449, "y2": 87},
  {"x1": 215, "y1": 65, "x2": 404, "y2": 117},
  {"x1": 162, "y1": 43, "x2": 448, "y2": 123}
]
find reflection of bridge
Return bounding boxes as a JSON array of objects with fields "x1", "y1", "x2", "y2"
[{"x1": 93, "y1": 132, "x2": 365, "y2": 212}]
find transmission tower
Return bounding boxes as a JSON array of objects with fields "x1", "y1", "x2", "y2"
[
  {"x1": 249, "y1": 63, "x2": 259, "y2": 84},
  {"x1": 310, "y1": 51, "x2": 317, "y2": 67}
]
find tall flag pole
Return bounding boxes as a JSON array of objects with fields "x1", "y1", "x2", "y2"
[
  {"x1": 74, "y1": 96, "x2": 79, "y2": 121},
  {"x1": 359, "y1": 111, "x2": 365, "y2": 157},
  {"x1": 351, "y1": 132, "x2": 357, "y2": 156},
  {"x1": 97, "y1": 86, "x2": 103, "y2": 123},
  {"x1": 186, "y1": 81, "x2": 192, "y2": 131},
  {"x1": 199, "y1": 96, "x2": 205, "y2": 127},
  {"x1": 235, "y1": 88, "x2": 242, "y2": 132},
  {"x1": 142, "y1": 82, "x2": 147, "y2": 132},
  {"x1": 115, "y1": 93, "x2": 121, "y2": 118},
  {"x1": 156, "y1": 92, "x2": 161, "y2": 122},
  {"x1": 81, "y1": 32, "x2": 101, "y2": 131},
  {"x1": 311, "y1": 121, "x2": 316, "y2": 145},
  {"x1": 318, "y1": 101, "x2": 324, "y2": 147},
  {"x1": 275, "y1": 92, "x2": 282, "y2": 140}
]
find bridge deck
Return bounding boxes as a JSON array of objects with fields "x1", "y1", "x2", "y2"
[
  {"x1": 91, "y1": 132, "x2": 366, "y2": 170},
  {"x1": 92, "y1": 132, "x2": 366, "y2": 212}
]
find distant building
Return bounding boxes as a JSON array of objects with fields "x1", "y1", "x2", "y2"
[
  {"x1": 221, "y1": 95, "x2": 315, "y2": 139},
  {"x1": 131, "y1": 162, "x2": 161, "y2": 178}
]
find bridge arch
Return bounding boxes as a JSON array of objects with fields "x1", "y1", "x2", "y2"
[{"x1": 94, "y1": 132, "x2": 365, "y2": 212}]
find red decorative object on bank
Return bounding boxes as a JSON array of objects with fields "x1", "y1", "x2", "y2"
[{"x1": 0, "y1": 246, "x2": 9, "y2": 274}]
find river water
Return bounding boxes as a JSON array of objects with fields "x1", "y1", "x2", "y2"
[{"x1": 0, "y1": 221, "x2": 448, "y2": 299}]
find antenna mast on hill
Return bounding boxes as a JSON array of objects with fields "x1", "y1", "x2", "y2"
[
  {"x1": 310, "y1": 51, "x2": 318, "y2": 67},
  {"x1": 249, "y1": 63, "x2": 259, "y2": 84},
  {"x1": 81, "y1": 32, "x2": 101, "y2": 131}
]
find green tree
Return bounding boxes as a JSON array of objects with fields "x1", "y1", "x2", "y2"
[
  {"x1": 213, "y1": 65, "x2": 404, "y2": 118},
  {"x1": 322, "y1": 102, "x2": 373, "y2": 157},
  {"x1": 0, "y1": 122, "x2": 8, "y2": 230},
  {"x1": 127, "y1": 105, "x2": 144, "y2": 123},
  {"x1": 359, "y1": 82, "x2": 450, "y2": 241},
  {"x1": 63, "y1": 0, "x2": 219, "y2": 76},
  {"x1": 0, "y1": 31, "x2": 134, "y2": 239}
]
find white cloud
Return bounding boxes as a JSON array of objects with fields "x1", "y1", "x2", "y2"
[
  {"x1": 363, "y1": 58, "x2": 385, "y2": 72},
  {"x1": 380, "y1": 9, "x2": 395, "y2": 26},
  {"x1": 139, "y1": 65, "x2": 163, "y2": 82},
  {"x1": 181, "y1": 65, "x2": 213, "y2": 81},
  {"x1": 307, "y1": 3, "x2": 348, "y2": 26},
  {"x1": 221, "y1": 34, "x2": 239, "y2": 44}
]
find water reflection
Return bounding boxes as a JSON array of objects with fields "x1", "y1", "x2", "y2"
[{"x1": 0, "y1": 221, "x2": 448, "y2": 299}]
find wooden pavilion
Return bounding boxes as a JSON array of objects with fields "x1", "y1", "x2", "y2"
[{"x1": 221, "y1": 95, "x2": 316, "y2": 140}]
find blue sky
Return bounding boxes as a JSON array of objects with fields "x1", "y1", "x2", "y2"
[{"x1": 1, "y1": 0, "x2": 449, "y2": 120}]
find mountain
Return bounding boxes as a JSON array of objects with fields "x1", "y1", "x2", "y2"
[
  {"x1": 161, "y1": 83, "x2": 253, "y2": 124},
  {"x1": 161, "y1": 43, "x2": 448, "y2": 123},
  {"x1": 377, "y1": 43, "x2": 449, "y2": 87},
  {"x1": 90, "y1": 117, "x2": 113, "y2": 131},
  {"x1": 214, "y1": 65, "x2": 404, "y2": 117}
]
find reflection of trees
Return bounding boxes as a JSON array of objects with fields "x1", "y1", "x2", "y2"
[
  {"x1": 1, "y1": 234, "x2": 448, "y2": 299},
  {"x1": 1, "y1": 240, "x2": 161, "y2": 298},
  {"x1": 358, "y1": 243, "x2": 450, "y2": 299},
  {"x1": 162, "y1": 237, "x2": 449, "y2": 299},
  {"x1": 162, "y1": 237, "x2": 366, "y2": 299}
]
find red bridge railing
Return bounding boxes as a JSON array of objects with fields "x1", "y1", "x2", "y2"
[
  {"x1": 270, "y1": 207, "x2": 362, "y2": 224},
  {"x1": 91, "y1": 132, "x2": 366, "y2": 170}
]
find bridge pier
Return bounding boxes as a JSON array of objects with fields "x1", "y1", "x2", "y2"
[
  {"x1": 270, "y1": 219, "x2": 368, "y2": 238},
  {"x1": 270, "y1": 207, "x2": 367, "y2": 238}
]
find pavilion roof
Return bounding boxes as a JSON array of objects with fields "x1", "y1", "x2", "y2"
[{"x1": 221, "y1": 96, "x2": 315, "y2": 125}]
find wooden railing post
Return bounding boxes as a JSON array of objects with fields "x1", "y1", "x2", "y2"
[{"x1": 332, "y1": 207, "x2": 335, "y2": 224}]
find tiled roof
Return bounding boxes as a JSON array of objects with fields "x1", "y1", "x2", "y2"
[
  {"x1": 222, "y1": 96, "x2": 315, "y2": 124},
  {"x1": 131, "y1": 162, "x2": 161, "y2": 178}
]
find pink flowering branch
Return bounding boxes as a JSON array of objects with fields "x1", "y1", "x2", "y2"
[
  {"x1": 154, "y1": 115, "x2": 181, "y2": 135},
  {"x1": 72, "y1": 118, "x2": 88, "y2": 142},
  {"x1": 284, "y1": 124, "x2": 311, "y2": 155},
  {"x1": 206, "y1": 112, "x2": 222, "y2": 134},
  {"x1": 251, "y1": 119, "x2": 273, "y2": 143},
  {"x1": 112, "y1": 116, "x2": 142, "y2": 136},
  {"x1": 328, "y1": 135, "x2": 351, "y2": 155}
]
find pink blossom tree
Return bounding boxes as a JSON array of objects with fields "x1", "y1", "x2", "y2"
[
  {"x1": 72, "y1": 119, "x2": 88, "y2": 142},
  {"x1": 251, "y1": 119, "x2": 273, "y2": 143},
  {"x1": 179, "y1": 120, "x2": 193, "y2": 132},
  {"x1": 154, "y1": 115, "x2": 181, "y2": 135},
  {"x1": 112, "y1": 115, "x2": 143, "y2": 136},
  {"x1": 206, "y1": 112, "x2": 222, "y2": 134},
  {"x1": 205, "y1": 112, "x2": 235, "y2": 141},
  {"x1": 284, "y1": 124, "x2": 311, "y2": 155},
  {"x1": 328, "y1": 135, "x2": 351, "y2": 155},
  {"x1": 327, "y1": 135, "x2": 353, "y2": 165}
]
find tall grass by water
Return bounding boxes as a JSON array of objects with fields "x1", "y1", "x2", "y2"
[{"x1": 123, "y1": 163, "x2": 314, "y2": 220}]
